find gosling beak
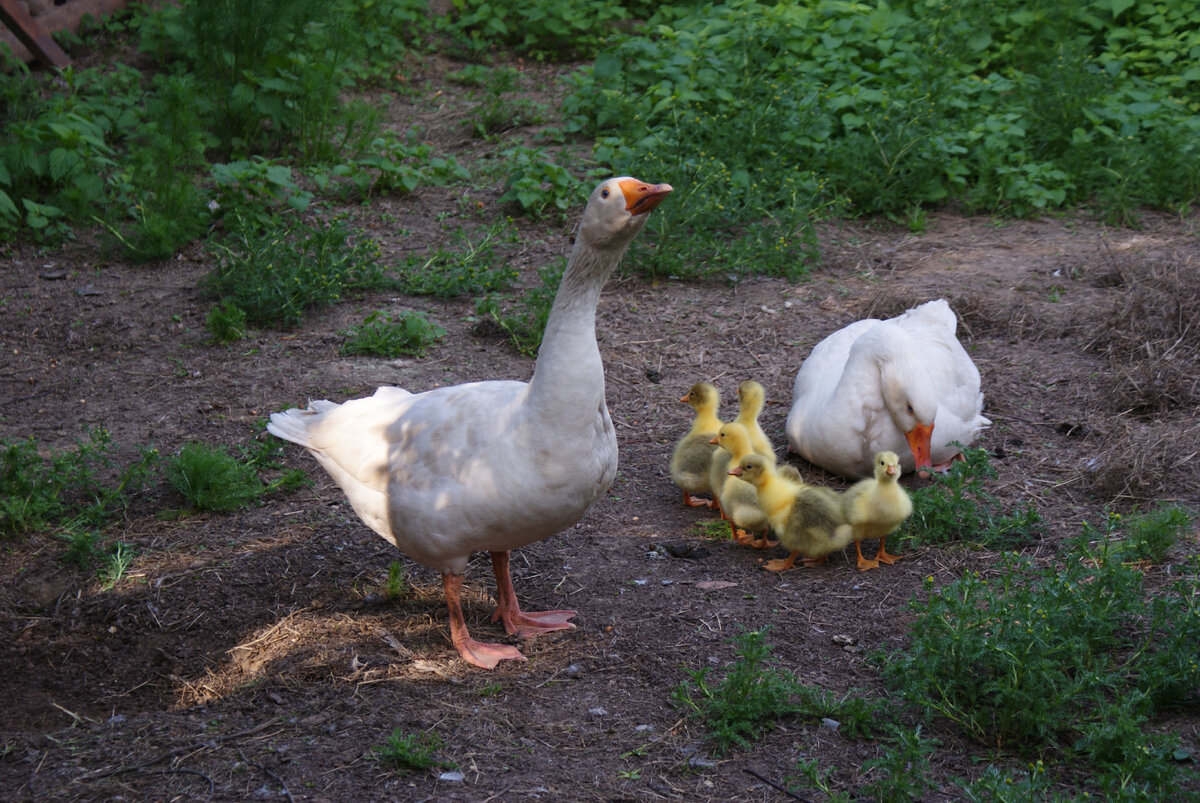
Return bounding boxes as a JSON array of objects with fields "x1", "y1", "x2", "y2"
[
  {"x1": 709, "y1": 435, "x2": 719, "y2": 445},
  {"x1": 728, "y1": 466, "x2": 744, "y2": 477},
  {"x1": 679, "y1": 393, "x2": 690, "y2": 403},
  {"x1": 905, "y1": 422, "x2": 934, "y2": 477},
  {"x1": 886, "y1": 463, "x2": 900, "y2": 477},
  {"x1": 618, "y1": 179, "x2": 673, "y2": 215}
]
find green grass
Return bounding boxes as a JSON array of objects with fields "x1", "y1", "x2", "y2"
[
  {"x1": 394, "y1": 222, "x2": 521, "y2": 299},
  {"x1": 166, "y1": 443, "x2": 265, "y2": 513},
  {"x1": 371, "y1": 728, "x2": 453, "y2": 774},
  {"x1": 340, "y1": 310, "x2": 445, "y2": 358}
]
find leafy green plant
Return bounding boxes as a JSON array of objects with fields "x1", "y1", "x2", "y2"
[
  {"x1": 474, "y1": 257, "x2": 564, "y2": 356},
  {"x1": 902, "y1": 447, "x2": 1041, "y2": 550},
  {"x1": 206, "y1": 301, "x2": 248, "y2": 343},
  {"x1": 204, "y1": 217, "x2": 384, "y2": 329},
  {"x1": 672, "y1": 628, "x2": 889, "y2": 755},
  {"x1": 316, "y1": 130, "x2": 470, "y2": 199},
  {"x1": 878, "y1": 517, "x2": 1199, "y2": 795},
  {"x1": 166, "y1": 443, "x2": 265, "y2": 512},
  {"x1": 371, "y1": 728, "x2": 453, "y2": 774},
  {"x1": 210, "y1": 158, "x2": 313, "y2": 232},
  {"x1": 340, "y1": 310, "x2": 445, "y2": 358},
  {"x1": 859, "y1": 724, "x2": 938, "y2": 802},
  {"x1": 98, "y1": 542, "x2": 137, "y2": 590},
  {"x1": 394, "y1": 222, "x2": 520, "y2": 298},
  {"x1": 0, "y1": 430, "x2": 157, "y2": 537},
  {"x1": 440, "y1": 0, "x2": 634, "y2": 61},
  {"x1": 1116, "y1": 504, "x2": 1192, "y2": 564},
  {"x1": 498, "y1": 147, "x2": 585, "y2": 219}
]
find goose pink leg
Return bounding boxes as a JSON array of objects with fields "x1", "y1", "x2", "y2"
[
  {"x1": 442, "y1": 572, "x2": 526, "y2": 670},
  {"x1": 490, "y1": 551, "x2": 577, "y2": 637}
]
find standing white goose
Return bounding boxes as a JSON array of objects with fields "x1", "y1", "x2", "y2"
[
  {"x1": 785, "y1": 299, "x2": 989, "y2": 479},
  {"x1": 268, "y1": 178, "x2": 672, "y2": 669}
]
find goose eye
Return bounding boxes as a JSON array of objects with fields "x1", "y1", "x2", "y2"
[
  {"x1": 906, "y1": 404, "x2": 914, "y2": 415},
  {"x1": 601, "y1": 188, "x2": 610, "y2": 198}
]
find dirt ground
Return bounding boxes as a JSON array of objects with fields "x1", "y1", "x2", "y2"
[{"x1": 1, "y1": 54, "x2": 1199, "y2": 802}]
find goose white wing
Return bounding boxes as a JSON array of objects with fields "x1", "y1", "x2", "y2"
[{"x1": 269, "y1": 380, "x2": 616, "y2": 573}]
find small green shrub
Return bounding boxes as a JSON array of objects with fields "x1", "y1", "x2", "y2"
[
  {"x1": 902, "y1": 447, "x2": 1041, "y2": 550},
  {"x1": 672, "y1": 628, "x2": 890, "y2": 755},
  {"x1": 498, "y1": 147, "x2": 585, "y2": 219},
  {"x1": 371, "y1": 728, "x2": 452, "y2": 774},
  {"x1": 206, "y1": 301, "x2": 248, "y2": 343},
  {"x1": 879, "y1": 518, "x2": 1199, "y2": 794},
  {"x1": 859, "y1": 724, "x2": 938, "y2": 802},
  {"x1": 0, "y1": 430, "x2": 157, "y2": 536},
  {"x1": 340, "y1": 310, "x2": 445, "y2": 358},
  {"x1": 1117, "y1": 505, "x2": 1192, "y2": 564},
  {"x1": 204, "y1": 217, "x2": 384, "y2": 329},
  {"x1": 166, "y1": 443, "x2": 265, "y2": 512}
]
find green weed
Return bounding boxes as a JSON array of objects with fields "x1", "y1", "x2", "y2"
[
  {"x1": 498, "y1": 147, "x2": 586, "y2": 220},
  {"x1": 340, "y1": 310, "x2": 445, "y2": 358},
  {"x1": 98, "y1": 542, "x2": 137, "y2": 590},
  {"x1": 0, "y1": 430, "x2": 157, "y2": 537},
  {"x1": 1114, "y1": 505, "x2": 1192, "y2": 565},
  {"x1": 108, "y1": 72, "x2": 211, "y2": 260},
  {"x1": 440, "y1": 0, "x2": 634, "y2": 61},
  {"x1": 902, "y1": 447, "x2": 1041, "y2": 551},
  {"x1": 383, "y1": 561, "x2": 408, "y2": 600},
  {"x1": 204, "y1": 217, "x2": 384, "y2": 329},
  {"x1": 59, "y1": 528, "x2": 104, "y2": 569},
  {"x1": 878, "y1": 515, "x2": 1199, "y2": 795},
  {"x1": 206, "y1": 301, "x2": 248, "y2": 343},
  {"x1": 316, "y1": 130, "x2": 470, "y2": 199},
  {"x1": 474, "y1": 257, "x2": 564, "y2": 356},
  {"x1": 394, "y1": 222, "x2": 520, "y2": 298},
  {"x1": 859, "y1": 724, "x2": 938, "y2": 802},
  {"x1": 672, "y1": 628, "x2": 889, "y2": 756},
  {"x1": 165, "y1": 443, "x2": 265, "y2": 513},
  {"x1": 371, "y1": 728, "x2": 453, "y2": 774}
]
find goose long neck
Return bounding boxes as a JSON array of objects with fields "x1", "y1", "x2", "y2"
[{"x1": 526, "y1": 239, "x2": 623, "y2": 413}]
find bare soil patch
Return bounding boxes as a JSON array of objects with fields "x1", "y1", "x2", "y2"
[{"x1": 1, "y1": 56, "x2": 1198, "y2": 801}]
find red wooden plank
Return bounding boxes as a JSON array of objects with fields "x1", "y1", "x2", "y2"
[{"x1": 0, "y1": 0, "x2": 71, "y2": 69}]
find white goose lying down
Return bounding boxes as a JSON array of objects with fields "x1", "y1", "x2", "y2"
[
  {"x1": 785, "y1": 298, "x2": 990, "y2": 479},
  {"x1": 268, "y1": 178, "x2": 672, "y2": 669}
]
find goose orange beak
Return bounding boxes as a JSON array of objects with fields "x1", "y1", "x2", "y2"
[
  {"x1": 619, "y1": 179, "x2": 673, "y2": 215},
  {"x1": 905, "y1": 422, "x2": 934, "y2": 477}
]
